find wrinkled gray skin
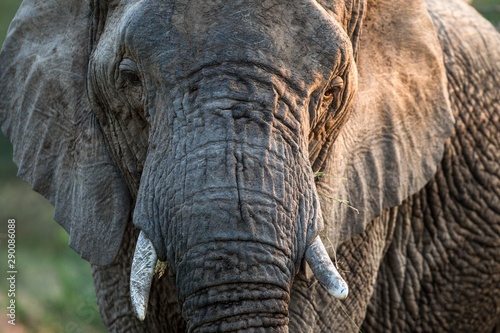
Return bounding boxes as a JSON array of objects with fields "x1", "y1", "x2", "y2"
[{"x1": 0, "y1": 0, "x2": 499, "y2": 332}]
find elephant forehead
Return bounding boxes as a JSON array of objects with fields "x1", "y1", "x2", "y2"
[{"x1": 121, "y1": 0, "x2": 352, "y2": 86}]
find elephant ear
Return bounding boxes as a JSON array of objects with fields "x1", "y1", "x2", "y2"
[
  {"x1": 318, "y1": 0, "x2": 455, "y2": 244},
  {"x1": 0, "y1": 0, "x2": 131, "y2": 265}
]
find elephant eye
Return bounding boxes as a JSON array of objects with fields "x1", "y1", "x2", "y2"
[
  {"x1": 322, "y1": 76, "x2": 344, "y2": 111},
  {"x1": 323, "y1": 76, "x2": 343, "y2": 100},
  {"x1": 123, "y1": 71, "x2": 141, "y2": 86},
  {"x1": 119, "y1": 58, "x2": 142, "y2": 87}
]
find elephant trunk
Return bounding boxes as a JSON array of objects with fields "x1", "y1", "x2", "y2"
[
  {"x1": 131, "y1": 67, "x2": 346, "y2": 331},
  {"x1": 178, "y1": 242, "x2": 291, "y2": 332},
  {"x1": 162, "y1": 134, "x2": 303, "y2": 332},
  {"x1": 137, "y1": 138, "x2": 302, "y2": 331}
]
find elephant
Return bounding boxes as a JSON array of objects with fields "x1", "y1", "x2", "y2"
[{"x1": 0, "y1": 0, "x2": 499, "y2": 331}]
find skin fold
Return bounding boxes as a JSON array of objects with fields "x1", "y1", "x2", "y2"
[{"x1": 0, "y1": 0, "x2": 498, "y2": 332}]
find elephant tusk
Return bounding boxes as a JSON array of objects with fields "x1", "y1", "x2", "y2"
[
  {"x1": 130, "y1": 231, "x2": 158, "y2": 321},
  {"x1": 305, "y1": 236, "x2": 349, "y2": 299}
]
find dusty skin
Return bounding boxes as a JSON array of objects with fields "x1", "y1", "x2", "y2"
[{"x1": 0, "y1": 0, "x2": 498, "y2": 332}]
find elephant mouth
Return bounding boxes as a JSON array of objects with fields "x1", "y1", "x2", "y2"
[{"x1": 129, "y1": 231, "x2": 348, "y2": 321}]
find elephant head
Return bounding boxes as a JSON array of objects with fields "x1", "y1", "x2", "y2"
[{"x1": 0, "y1": 0, "x2": 454, "y2": 331}]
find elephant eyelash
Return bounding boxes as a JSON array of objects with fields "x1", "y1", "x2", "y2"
[
  {"x1": 324, "y1": 86, "x2": 341, "y2": 98},
  {"x1": 322, "y1": 76, "x2": 344, "y2": 110},
  {"x1": 119, "y1": 58, "x2": 142, "y2": 87},
  {"x1": 324, "y1": 77, "x2": 343, "y2": 98},
  {"x1": 121, "y1": 70, "x2": 142, "y2": 87}
]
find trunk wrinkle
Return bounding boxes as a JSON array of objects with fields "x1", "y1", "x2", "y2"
[{"x1": 235, "y1": 150, "x2": 246, "y2": 224}]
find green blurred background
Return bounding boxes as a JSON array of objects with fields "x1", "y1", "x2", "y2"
[{"x1": 0, "y1": 0, "x2": 498, "y2": 332}]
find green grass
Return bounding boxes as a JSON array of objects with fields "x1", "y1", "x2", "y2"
[
  {"x1": 0, "y1": 0, "x2": 20, "y2": 43},
  {"x1": 473, "y1": 0, "x2": 500, "y2": 26},
  {"x1": 0, "y1": 0, "x2": 18, "y2": 183}
]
